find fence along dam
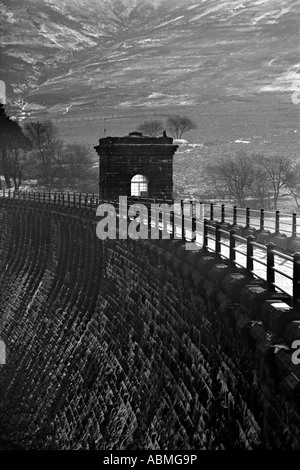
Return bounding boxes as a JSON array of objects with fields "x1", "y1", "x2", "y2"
[{"x1": 0, "y1": 132, "x2": 300, "y2": 450}]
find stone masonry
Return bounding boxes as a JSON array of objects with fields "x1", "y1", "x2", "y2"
[{"x1": 0, "y1": 199, "x2": 300, "y2": 450}]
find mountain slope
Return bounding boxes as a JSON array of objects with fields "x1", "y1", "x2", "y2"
[{"x1": 0, "y1": 0, "x2": 299, "y2": 119}]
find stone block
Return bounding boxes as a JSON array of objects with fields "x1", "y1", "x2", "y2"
[
  {"x1": 285, "y1": 320, "x2": 300, "y2": 347},
  {"x1": 261, "y1": 300, "x2": 291, "y2": 330},
  {"x1": 207, "y1": 262, "x2": 235, "y2": 286},
  {"x1": 274, "y1": 348, "x2": 299, "y2": 379},
  {"x1": 186, "y1": 250, "x2": 201, "y2": 267},
  {"x1": 221, "y1": 272, "x2": 260, "y2": 302},
  {"x1": 196, "y1": 254, "x2": 219, "y2": 276},
  {"x1": 281, "y1": 369, "x2": 300, "y2": 394},
  {"x1": 269, "y1": 234, "x2": 288, "y2": 251},
  {"x1": 228, "y1": 224, "x2": 243, "y2": 235},
  {"x1": 240, "y1": 286, "x2": 289, "y2": 320},
  {"x1": 241, "y1": 227, "x2": 257, "y2": 238},
  {"x1": 287, "y1": 237, "x2": 300, "y2": 254},
  {"x1": 256, "y1": 231, "x2": 271, "y2": 245},
  {"x1": 219, "y1": 223, "x2": 231, "y2": 233},
  {"x1": 268, "y1": 303, "x2": 300, "y2": 337}
]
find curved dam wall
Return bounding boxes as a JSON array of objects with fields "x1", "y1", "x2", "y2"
[{"x1": 0, "y1": 199, "x2": 299, "y2": 450}]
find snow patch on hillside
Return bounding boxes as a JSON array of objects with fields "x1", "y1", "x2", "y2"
[{"x1": 154, "y1": 15, "x2": 185, "y2": 28}]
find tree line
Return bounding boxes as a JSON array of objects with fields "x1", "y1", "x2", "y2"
[
  {"x1": 1, "y1": 105, "x2": 299, "y2": 210},
  {"x1": 137, "y1": 115, "x2": 197, "y2": 139},
  {"x1": 0, "y1": 110, "x2": 197, "y2": 192},
  {"x1": 0, "y1": 104, "x2": 97, "y2": 192},
  {"x1": 206, "y1": 151, "x2": 300, "y2": 210}
]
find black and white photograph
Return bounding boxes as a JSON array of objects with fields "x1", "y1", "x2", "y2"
[{"x1": 0, "y1": 0, "x2": 300, "y2": 456}]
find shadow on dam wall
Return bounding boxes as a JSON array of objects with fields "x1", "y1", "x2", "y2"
[{"x1": 0, "y1": 199, "x2": 299, "y2": 450}]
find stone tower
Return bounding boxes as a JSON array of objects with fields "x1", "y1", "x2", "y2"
[{"x1": 94, "y1": 131, "x2": 178, "y2": 201}]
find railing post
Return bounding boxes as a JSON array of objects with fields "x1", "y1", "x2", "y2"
[
  {"x1": 221, "y1": 204, "x2": 225, "y2": 224},
  {"x1": 67, "y1": 192, "x2": 70, "y2": 207},
  {"x1": 260, "y1": 208, "x2": 265, "y2": 231},
  {"x1": 233, "y1": 205, "x2": 237, "y2": 225},
  {"x1": 229, "y1": 229, "x2": 236, "y2": 263},
  {"x1": 292, "y1": 213, "x2": 297, "y2": 238},
  {"x1": 293, "y1": 252, "x2": 300, "y2": 310},
  {"x1": 210, "y1": 202, "x2": 214, "y2": 221},
  {"x1": 170, "y1": 207, "x2": 175, "y2": 240},
  {"x1": 54, "y1": 193, "x2": 57, "y2": 204},
  {"x1": 215, "y1": 224, "x2": 221, "y2": 256},
  {"x1": 246, "y1": 207, "x2": 250, "y2": 229},
  {"x1": 73, "y1": 192, "x2": 76, "y2": 207},
  {"x1": 148, "y1": 203, "x2": 152, "y2": 235},
  {"x1": 181, "y1": 202, "x2": 185, "y2": 240},
  {"x1": 203, "y1": 219, "x2": 208, "y2": 250},
  {"x1": 43, "y1": 193, "x2": 45, "y2": 204},
  {"x1": 266, "y1": 242, "x2": 276, "y2": 291},
  {"x1": 275, "y1": 210, "x2": 280, "y2": 234},
  {"x1": 246, "y1": 235, "x2": 255, "y2": 272},
  {"x1": 162, "y1": 205, "x2": 167, "y2": 238}
]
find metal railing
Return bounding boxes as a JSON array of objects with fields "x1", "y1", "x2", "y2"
[
  {"x1": 205, "y1": 202, "x2": 299, "y2": 238},
  {"x1": 203, "y1": 220, "x2": 300, "y2": 310},
  {"x1": 0, "y1": 189, "x2": 175, "y2": 210},
  {"x1": 1, "y1": 189, "x2": 299, "y2": 307},
  {"x1": 1, "y1": 191, "x2": 298, "y2": 237}
]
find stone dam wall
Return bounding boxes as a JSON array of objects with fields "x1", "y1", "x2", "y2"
[{"x1": 0, "y1": 199, "x2": 300, "y2": 450}]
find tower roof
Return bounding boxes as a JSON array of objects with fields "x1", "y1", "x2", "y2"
[{"x1": 96, "y1": 131, "x2": 176, "y2": 146}]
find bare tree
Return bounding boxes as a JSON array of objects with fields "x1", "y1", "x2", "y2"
[
  {"x1": 0, "y1": 104, "x2": 31, "y2": 188},
  {"x1": 285, "y1": 160, "x2": 300, "y2": 209},
  {"x1": 23, "y1": 120, "x2": 63, "y2": 190},
  {"x1": 6, "y1": 148, "x2": 28, "y2": 190},
  {"x1": 166, "y1": 115, "x2": 197, "y2": 139},
  {"x1": 249, "y1": 153, "x2": 273, "y2": 209},
  {"x1": 206, "y1": 151, "x2": 254, "y2": 207},
  {"x1": 137, "y1": 120, "x2": 163, "y2": 136},
  {"x1": 57, "y1": 143, "x2": 97, "y2": 192},
  {"x1": 255, "y1": 155, "x2": 292, "y2": 210}
]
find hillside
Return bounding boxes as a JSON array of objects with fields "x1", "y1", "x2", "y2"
[
  {"x1": 0, "y1": 0, "x2": 299, "y2": 201},
  {"x1": 1, "y1": 0, "x2": 299, "y2": 117}
]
